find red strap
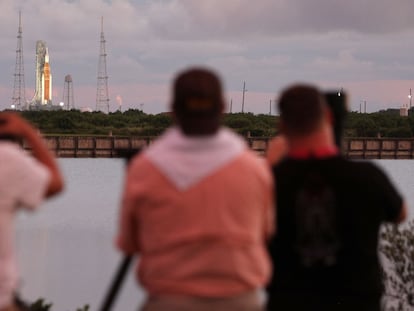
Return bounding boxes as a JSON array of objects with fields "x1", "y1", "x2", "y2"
[{"x1": 288, "y1": 146, "x2": 339, "y2": 159}]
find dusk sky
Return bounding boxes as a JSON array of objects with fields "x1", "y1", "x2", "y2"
[{"x1": 1, "y1": 0, "x2": 414, "y2": 114}]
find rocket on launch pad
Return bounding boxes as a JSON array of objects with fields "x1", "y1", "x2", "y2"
[
  {"x1": 41, "y1": 48, "x2": 52, "y2": 105},
  {"x1": 32, "y1": 40, "x2": 53, "y2": 106}
]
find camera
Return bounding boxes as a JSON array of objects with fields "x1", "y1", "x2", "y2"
[{"x1": 325, "y1": 90, "x2": 348, "y2": 148}]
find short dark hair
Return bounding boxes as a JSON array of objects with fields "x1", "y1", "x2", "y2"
[
  {"x1": 278, "y1": 84, "x2": 327, "y2": 136},
  {"x1": 172, "y1": 67, "x2": 224, "y2": 135}
]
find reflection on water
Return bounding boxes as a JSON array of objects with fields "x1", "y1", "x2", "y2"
[{"x1": 14, "y1": 159, "x2": 414, "y2": 310}]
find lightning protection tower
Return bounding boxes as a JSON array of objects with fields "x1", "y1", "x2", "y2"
[
  {"x1": 63, "y1": 74, "x2": 75, "y2": 110},
  {"x1": 12, "y1": 11, "x2": 26, "y2": 110},
  {"x1": 96, "y1": 16, "x2": 110, "y2": 113}
]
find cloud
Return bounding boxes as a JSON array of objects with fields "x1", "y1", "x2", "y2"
[
  {"x1": 142, "y1": 0, "x2": 414, "y2": 39},
  {"x1": 1, "y1": 0, "x2": 414, "y2": 113}
]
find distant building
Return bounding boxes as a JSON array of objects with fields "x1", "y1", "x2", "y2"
[
  {"x1": 400, "y1": 106, "x2": 408, "y2": 117},
  {"x1": 378, "y1": 108, "x2": 400, "y2": 116}
]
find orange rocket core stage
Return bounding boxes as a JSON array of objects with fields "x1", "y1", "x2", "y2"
[
  {"x1": 44, "y1": 61, "x2": 50, "y2": 101},
  {"x1": 41, "y1": 47, "x2": 52, "y2": 104}
]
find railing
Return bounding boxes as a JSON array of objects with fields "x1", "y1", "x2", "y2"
[{"x1": 21, "y1": 136, "x2": 414, "y2": 159}]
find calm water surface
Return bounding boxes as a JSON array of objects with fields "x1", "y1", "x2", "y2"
[
  {"x1": 16, "y1": 158, "x2": 144, "y2": 311},
  {"x1": 14, "y1": 158, "x2": 414, "y2": 311}
]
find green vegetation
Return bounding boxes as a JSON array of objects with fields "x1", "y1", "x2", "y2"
[
  {"x1": 9, "y1": 108, "x2": 414, "y2": 138},
  {"x1": 18, "y1": 109, "x2": 173, "y2": 137},
  {"x1": 380, "y1": 220, "x2": 414, "y2": 310},
  {"x1": 14, "y1": 297, "x2": 89, "y2": 311},
  {"x1": 344, "y1": 111, "x2": 413, "y2": 138},
  {"x1": 27, "y1": 299, "x2": 53, "y2": 311}
]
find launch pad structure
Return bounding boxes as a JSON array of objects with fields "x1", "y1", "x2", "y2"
[
  {"x1": 11, "y1": 12, "x2": 110, "y2": 112},
  {"x1": 11, "y1": 11, "x2": 25, "y2": 110},
  {"x1": 96, "y1": 16, "x2": 110, "y2": 113},
  {"x1": 11, "y1": 12, "x2": 61, "y2": 111}
]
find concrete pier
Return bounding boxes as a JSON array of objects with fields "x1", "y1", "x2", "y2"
[{"x1": 22, "y1": 136, "x2": 414, "y2": 159}]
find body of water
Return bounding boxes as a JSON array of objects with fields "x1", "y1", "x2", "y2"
[
  {"x1": 14, "y1": 158, "x2": 414, "y2": 311},
  {"x1": 16, "y1": 158, "x2": 144, "y2": 311}
]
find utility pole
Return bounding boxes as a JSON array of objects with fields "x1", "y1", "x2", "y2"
[
  {"x1": 269, "y1": 99, "x2": 272, "y2": 115},
  {"x1": 230, "y1": 99, "x2": 232, "y2": 113},
  {"x1": 364, "y1": 100, "x2": 367, "y2": 113},
  {"x1": 96, "y1": 16, "x2": 110, "y2": 113},
  {"x1": 241, "y1": 81, "x2": 247, "y2": 113},
  {"x1": 12, "y1": 11, "x2": 25, "y2": 110},
  {"x1": 409, "y1": 88, "x2": 412, "y2": 110}
]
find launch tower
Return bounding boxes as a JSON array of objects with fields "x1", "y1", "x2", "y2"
[
  {"x1": 12, "y1": 11, "x2": 26, "y2": 110},
  {"x1": 96, "y1": 16, "x2": 110, "y2": 113}
]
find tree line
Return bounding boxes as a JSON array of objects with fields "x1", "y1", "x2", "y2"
[{"x1": 10, "y1": 108, "x2": 414, "y2": 138}]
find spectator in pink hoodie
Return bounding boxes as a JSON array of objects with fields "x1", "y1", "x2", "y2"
[{"x1": 116, "y1": 67, "x2": 274, "y2": 311}]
